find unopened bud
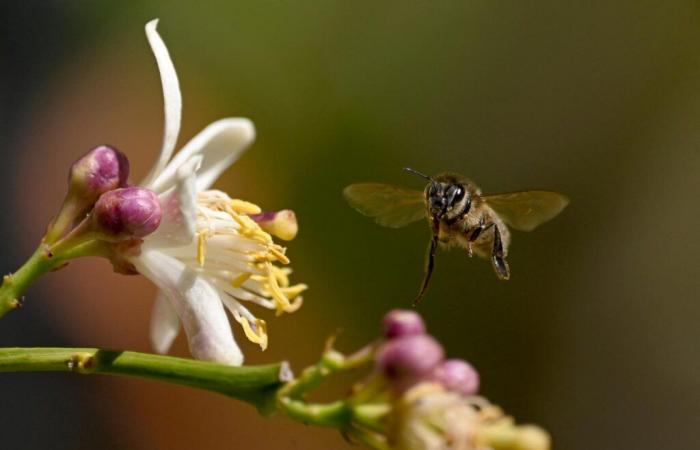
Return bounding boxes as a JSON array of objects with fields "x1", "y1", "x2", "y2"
[
  {"x1": 250, "y1": 210, "x2": 298, "y2": 241},
  {"x1": 92, "y1": 187, "x2": 161, "y2": 240},
  {"x1": 382, "y1": 309, "x2": 426, "y2": 339},
  {"x1": 432, "y1": 359, "x2": 480, "y2": 396},
  {"x1": 69, "y1": 145, "x2": 129, "y2": 200},
  {"x1": 376, "y1": 334, "x2": 444, "y2": 385}
]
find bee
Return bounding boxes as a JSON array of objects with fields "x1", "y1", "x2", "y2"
[{"x1": 343, "y1": 168, "x2": 569, "y2": 305}]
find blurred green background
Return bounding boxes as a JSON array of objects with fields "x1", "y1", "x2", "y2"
[{"x1": 1, "y1": 1, "x2": 699, "y2": 449}]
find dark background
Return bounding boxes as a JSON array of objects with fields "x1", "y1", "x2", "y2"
[{"x1": 1, "y1": 1, "x2": 699, "y2": 449}]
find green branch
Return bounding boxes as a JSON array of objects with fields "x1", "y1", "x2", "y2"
[
  {"x1": 0, "y1": 347, "x2": 287, "y2": 414},
  {"x1": 0, "y1": 236, "x2": 108, "y2": 319},
  {"x1": 0, "y1": 247, "x2": 55, "y2": 318}
]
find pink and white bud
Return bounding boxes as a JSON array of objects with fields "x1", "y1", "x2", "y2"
[
  {"x1": 382, "y1": 309, "x2": 426, "y2": 339},
  {"x1": 376, "y1": 334, "x2": 444, "y2": 388},
  {"x1": 69, "y1": 145, "x2": 129, "y2": 200},
  {"x1": 250, "y1": 210, "x2": 298, "y2": 241},
  {"x1": 92, "y1": 187, "x2": 162, "y2": 241},
  {"x1": 432, "y1": 359, "x2": 480, "y2": 396}
]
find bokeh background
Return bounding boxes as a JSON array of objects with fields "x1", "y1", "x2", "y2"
[{"x1": 2, "y1": 1, "x2": 700, "y2": 449}]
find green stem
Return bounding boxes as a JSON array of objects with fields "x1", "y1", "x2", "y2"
[
  {"x1": 275, "y1": 346, "x2": 385, "y2": 433},
  {"x1": 0, "y1": 246, "x2": 56, "y2": 318},
  {"x1": 0, "y1": 347, "x2": 286, "y2": 414},
  {"x1": 0, "y1": 235, "x2": 106, "y2": 319}
]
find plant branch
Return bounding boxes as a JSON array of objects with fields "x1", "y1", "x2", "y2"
[
  {"x1": 0, "y1": 347, "x2": 287, "y2": 414},
  {"x1": 0, "y1": 237, "x2": 107, "y2": 319},
  {"x1": 0, "y1": 247, "x2": 57, "y2": 318}
]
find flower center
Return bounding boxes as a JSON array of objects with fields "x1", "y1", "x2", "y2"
[{"x1": 188, "y1": 190, "x2": 307, "y2": 349}]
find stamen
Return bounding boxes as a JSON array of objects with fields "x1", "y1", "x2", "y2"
[
  {"x1": 196, "y1": 233, "x2": 207, "y2": 267},
  {"x1": 265, "y1": 261, "x2": 292, "y2": 315},
  {"x1": 270, "y1": 265, "x2": 290, "y2": 286},
  {"x1": 231, "y1": 272, "x2": 252, "y2": 288},
  {"x1": 229, "y1": 199, "x2": 262, "y2": 215},
  {"x1": 235, "y1": 315, "x2": 268, "y2": 350},
  {"x1": 283, "y1": 296, "x2": 304, "y2": 313},
  {"x1": 269, "y1": 246, "x2": 289, "y2": 264},
  {"x1": 280, "y1": 283, "x2": 308, "y2": 299}
]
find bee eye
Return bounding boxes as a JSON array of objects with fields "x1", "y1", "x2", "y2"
[{"x1": 447, "y1": 185, "x2": 464, "y2": 201}]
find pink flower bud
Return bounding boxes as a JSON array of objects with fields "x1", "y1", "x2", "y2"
[
  {"x1": 382, "y1": 309, "x2": 426, "y2": 339},
  {"x1": 376, "y1": 334, "x2": 444, "y2": 385},
  {"x1": 92, "y1": 187, "x2": 161, "y2": 240},
  {"x1": 69, "y1": 145, "x2": 130, "y2": 199},
  {"x1": 432, "y1": 359, "x2": 480, "y2": 396}
]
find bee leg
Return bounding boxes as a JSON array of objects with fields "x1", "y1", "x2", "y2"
[
  {"x1": 469, "y1": 221, "x2": 494, "y2": 242},
  {"x1": 467, "y1": 219, "x2": 494, "y2": 257},
  {"x1": 414, "y1": 218, "x2": 440, "y2": 306},
  {"x1": 414, "y1": 234, "x2": 438, "y2": 306},
  {"x1": 491, "y1": 225, "x2": 510, "y2": 280}
]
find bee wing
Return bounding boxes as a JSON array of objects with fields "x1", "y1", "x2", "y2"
[
  {"x1": 483, "y1": 191, "x2": 569, "y2": 232},
  {"x1": 343, "y1": 183, "x2": 426, "y2": 228}
]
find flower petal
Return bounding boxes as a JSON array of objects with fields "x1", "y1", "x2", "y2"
[
  {"x1": 145, "y1": 156, "x2": 201, "y2": 248},
  {"x1": 150, "y1": 291, "x2": 180, "y2": 354},
  {"x1": 132, "y1": 249, "x2": 243, "y2": 365},
  {"x1": 149, "y1": 118, "x2": 256, "y2": 193},
  {"x1": 141, "y1": 19, "x2": 182, "y2": 187}
]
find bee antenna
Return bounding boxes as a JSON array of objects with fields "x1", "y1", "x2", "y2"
[{"x1": 403, "y1": 167, "x2": 433, "y2": 181}]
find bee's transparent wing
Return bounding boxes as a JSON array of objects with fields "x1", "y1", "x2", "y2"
[
  {"x1": 343, "y1": 183, "x2": 426, "y2": 228},
  {"x1": 484, "y1": 191, "x2": 569, "y2": 232}
]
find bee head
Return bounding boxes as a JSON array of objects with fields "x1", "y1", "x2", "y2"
[
  {"x1": 403, "y1": 169, "x2": 472, "y2": 220},
  {"x1": 426, "y1": 181, "x2": 470, "y2": 219}
]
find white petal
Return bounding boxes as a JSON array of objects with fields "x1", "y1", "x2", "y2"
[
  {"x1": 150, "y1": 291, "x2": 180, "y2": 354},
  {"x1": 149, "y1": 118, "x2": 256, "y2": 193},
  {"x1": 141, "y1": 19, "x2": 182, "y2": 187},
  {"x1": 132, "y1": 249, "x2": 243, "y2": 365},
  {"x1": 144, "y1": 156, "x2": 201, "y2": 248}
]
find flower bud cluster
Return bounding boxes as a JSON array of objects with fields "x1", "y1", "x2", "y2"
[
  {"x1": 336, "y1": 310, "x2": 550, "y2": 450},
  {"x1": 376, "y1": 309, "x2": 479, "y2": 396},
  {"x1": 50, "y1": 146, "x2": 163, "y2": 246}
]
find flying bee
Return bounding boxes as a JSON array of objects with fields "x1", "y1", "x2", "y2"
[{"x1": 343, "y1": 168, "x2": 569, "y2": 305}]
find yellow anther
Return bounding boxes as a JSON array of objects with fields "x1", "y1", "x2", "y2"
[
  {"x1": 231, "y1": 272, "x2": 252, "y2": 288},
  {"x1": 236, "y1": 316, "x2": 268, "y2": 350},
  {"x1": 270, "y1": 265, "x2": 290, "y2": 286},
  {"x1": 196, "y1": 233, "x2": 207, "y2": 267},
  {"x1": 283, "y1": 296, "x2": 304, "y2": 313},
  {"x1": 269, "y1": 246, "x2": 289, "y2": 265},
  {"x1": 264, "y1": 262, "x2": 292, "y2": 315},
  {"x1": 230, "y1": 199, "x2": 262, "y2": 215},
  {"x1": 280, "y1": 283, "x2": 308, "y2": 300}
]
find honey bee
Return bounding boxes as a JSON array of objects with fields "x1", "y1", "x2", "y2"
[{"x1": 343, "y1": 168, "x2": 569, "y2": 305}]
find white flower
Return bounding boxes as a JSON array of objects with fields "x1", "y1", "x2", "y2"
[{"x1": 128, "y1": 19, "x2": 306, "y2": 366}]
